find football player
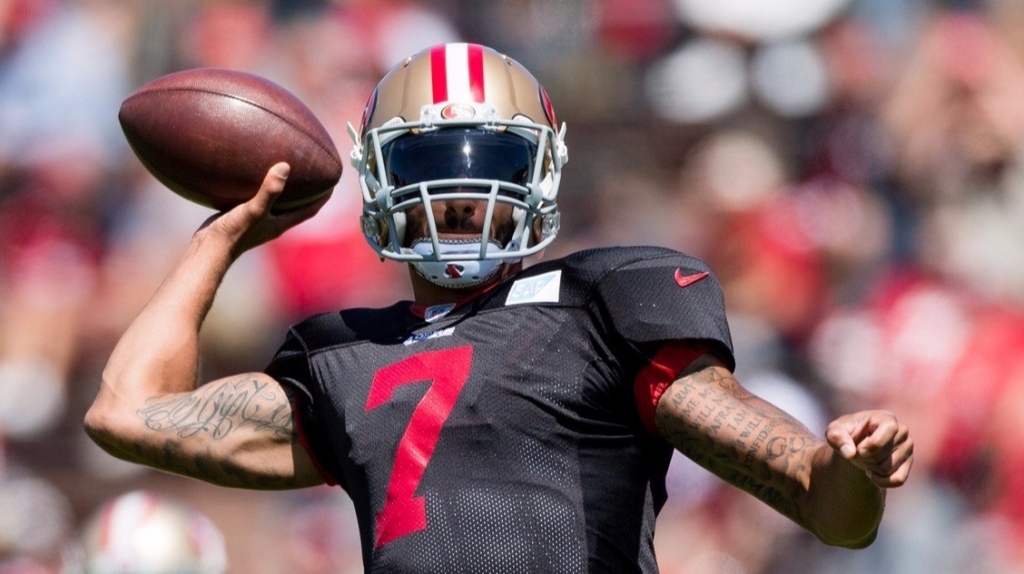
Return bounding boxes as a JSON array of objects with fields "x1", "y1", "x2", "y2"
[{"x1": 86, "y1": 43, "x2": 913, "y2": 572}]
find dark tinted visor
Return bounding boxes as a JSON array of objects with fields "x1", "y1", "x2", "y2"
[{"x1": 383, "y1": 129, "x2": 536, "y2": 189}]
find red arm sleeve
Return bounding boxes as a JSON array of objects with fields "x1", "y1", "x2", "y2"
[{"x1": 633, "y1": 341, "x2": 707, "y2": 434}]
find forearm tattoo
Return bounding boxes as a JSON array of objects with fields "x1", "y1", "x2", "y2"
[
  {"x1": 657, "y1": 368, "x2": 821, "y2": 521},
  {"x1": 138, "y1": 377, "x2": 294, "y2": 440},
  {"x1": 127, "y1": 377, "x2": 300, "y2": 489}
]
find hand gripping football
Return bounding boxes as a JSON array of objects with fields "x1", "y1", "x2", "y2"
[{"x1": 118, "y1": 68, "x2": 342, "y2": 212}]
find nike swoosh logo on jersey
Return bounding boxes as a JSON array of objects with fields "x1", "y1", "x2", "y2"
[{"x1": 674, "y1": 269, "x2": 709, "y2": 288}]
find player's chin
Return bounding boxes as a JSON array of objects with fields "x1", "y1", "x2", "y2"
[
  {"x1": 407, "y1": 228, "x2": 503, "y2": 243},
  {"x1": 403, "y1": 215, "x2": 517, "y2": 247},
  {"x1": 437, "y1": 232, "x2": 489, "y2": 242}
]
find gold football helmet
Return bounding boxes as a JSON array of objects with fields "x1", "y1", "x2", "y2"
[{"x1": 350, "y1": 43, "x2": 568, "y2": 288}]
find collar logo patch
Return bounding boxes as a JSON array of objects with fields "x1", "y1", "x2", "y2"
[
  {"x1": 404, "y1": 327, "x2": 456, "y2": 346},
  {"x1": 506, "y1": 270, "x2": 562, "y2": 306},
  {"x1": 424, "y1": 303, "x2": 457, "y2": 323}
]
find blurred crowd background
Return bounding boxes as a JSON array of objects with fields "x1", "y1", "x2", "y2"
[{"x1": 1, "y1": 0, "x2": 1023, "y2": 572}]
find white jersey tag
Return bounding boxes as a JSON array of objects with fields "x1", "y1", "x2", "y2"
[{"x1": 505, "y1": 270, "x2": 562, "y2": 306}]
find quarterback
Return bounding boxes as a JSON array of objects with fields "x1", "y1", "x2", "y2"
[{"x1": 86, "y1": 43, "x2": 913, "y2": 573}]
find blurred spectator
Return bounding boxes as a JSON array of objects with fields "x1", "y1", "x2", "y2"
[
  {"x1": 593, "y1": 0, "x2": 677, "y2": 62},
  {"x1": 0, "y1": 0, "x2": 133, "y2": 168},
  {"x1": 672, "y1": 127, "x2": 837, "y2": 346},
  {"x1": 179, "y1": 1, "x2": 272, "y2": 72},
  {"x1": 0, "y1": 0, "x2": 136, "y2": 439},
  {"x1": 864, "y1": 16, "x2": 1024, "y2": 567},
  {"x1": 0, "y1": 140, "x2": 107, "y2": 439},
  {"x1": 882, "y1": 12, "x2": 1024, "y2": 304},
  {"x1": 673, "y1": 0, "x2": 852, "y2": 41},
  {"x1": 0, "y1": 466, "x2": 73, "y2": 572},
  {"x1": 336, "y1": 0, "x2": 460, "y2": 73}
]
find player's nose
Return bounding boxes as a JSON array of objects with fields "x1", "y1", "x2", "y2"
[{"x1": 442, "y1": 198, "x2": 480, "y2": 230}]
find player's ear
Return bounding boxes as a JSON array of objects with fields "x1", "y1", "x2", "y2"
[
  {"x1": 530, "y1": 216, "x2": 543, "y2": 248},
  {"x1": 529, "y1": 217, "x2": 548, "y2": 260}
]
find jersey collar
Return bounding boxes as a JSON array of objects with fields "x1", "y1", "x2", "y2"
[{"x1": 409, "y1": 278, "x2": 505, "y2": 323}]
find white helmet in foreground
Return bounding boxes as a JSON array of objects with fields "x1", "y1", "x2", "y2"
[{"x1": 67, "y1": 490, "x2": 226, "y2": 574}]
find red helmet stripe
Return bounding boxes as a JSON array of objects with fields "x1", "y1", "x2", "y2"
[
  {"x1": 430, "y1": 44, "x2": 448, "y2": 103},
  {"x1": 540, "y1": 86, "x2": 557, "y2": 126}
]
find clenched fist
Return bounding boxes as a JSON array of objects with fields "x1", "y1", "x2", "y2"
[{"x1": 827, "y1": 410, "x2": 914, "y2": 488}]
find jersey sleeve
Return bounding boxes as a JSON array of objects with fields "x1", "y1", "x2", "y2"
[
  {"x1": 589, "y1": 251, "x2": 736, "y2": 434},
  {"x1": 264, "y1": 328, "x2": 343, "y2": 486},
  {"x1": 591, "y1": 251, "x2": 735, "y2": 369}
]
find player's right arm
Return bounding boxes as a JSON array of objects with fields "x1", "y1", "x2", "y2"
[
  {"x1": 87, "y1": 372, "x2": 323, "y2": 489},
  {"x1": 655, "y1": 355, "x2": 912, "y2": 548},
  {"x1": 85, "y1": 163, "x2": 327, "y2": 489}
]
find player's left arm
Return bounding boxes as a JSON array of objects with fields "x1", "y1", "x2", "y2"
[{"x1": 654, "y1": 355, "x2": 913, "y2": 548}]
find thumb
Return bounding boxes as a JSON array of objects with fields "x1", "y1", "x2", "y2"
[
  {"x1": 836, "y1": 439, "x2": 857, "y2": 460},
  {"x1": 826, "y1": 415, "x2": 869, "y2": 460},
  {"x1": 251, "y1": 162, "x2": 290, "y2": 213},
  {"x1": 269, "y1": 161, "x2": 290, "y2": 184}
]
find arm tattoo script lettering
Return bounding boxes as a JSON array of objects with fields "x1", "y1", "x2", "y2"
[
  {"x1": 118, "y1": 377, "x2": 307, "y2": 489},
  {"x1": 137, "y1": 377, "x2": 294, "y2": 441},
  {"x1": 657, "y1": 368, "x2": 822, "y2": 522}
]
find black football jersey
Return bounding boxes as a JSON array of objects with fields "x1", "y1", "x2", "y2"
[{"x1": 265, "y1": 246, "x2": 734, "y2": 573}]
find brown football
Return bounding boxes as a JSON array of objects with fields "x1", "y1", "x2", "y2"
[{"x1": 118, "y1": 68, "x2": 342, "y2": 212}]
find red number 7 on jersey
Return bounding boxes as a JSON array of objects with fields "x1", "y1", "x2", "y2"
[{"x1": 365, "y1": 346, "x2": 473, "y2": 548}]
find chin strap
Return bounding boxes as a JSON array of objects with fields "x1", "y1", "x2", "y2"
[{"x1": 406, "y1": 239, "x2": 519, "y2": 288}]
